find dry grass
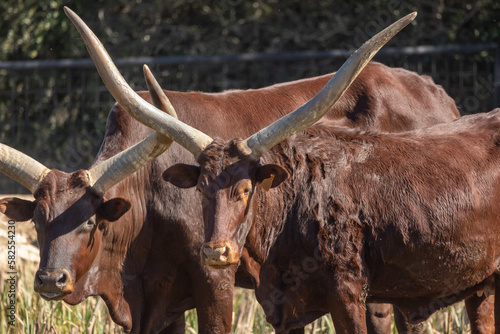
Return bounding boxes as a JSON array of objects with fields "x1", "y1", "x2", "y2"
[{"x1": 0, "y1": 195, "x2": 471, "y2": 333}]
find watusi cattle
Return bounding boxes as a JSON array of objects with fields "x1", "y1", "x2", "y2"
[
  {"x1": 0, "y1": 7, "x2": 490, "y2": 334},
  {"x1": 65, "y1": 8, "x2": 496, "y2": 334},
  {"x1": 94, "y1": 12, "x2": 500, "y2": 334}
]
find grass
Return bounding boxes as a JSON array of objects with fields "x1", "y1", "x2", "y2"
[
  {"x1": 0, "y1": 259, "x2": 472, "y2": 334},
  {"x1": 1, "y1": 257, "x2": 123, "y2": 334}
]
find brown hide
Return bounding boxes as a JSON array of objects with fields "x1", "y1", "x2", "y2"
[
  {"x1": 195, "y1": 109, "x2": 500, "y2": 333},
  {"x1": 1, "y1": 62, "x2": 460, "y2": 333},
  {"x1": 167, "y1": 62, "x2": 459, "y2": 136}
]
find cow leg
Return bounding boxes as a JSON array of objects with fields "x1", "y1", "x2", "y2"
[
  {"x1": 191, "y1": 267, "x2": 235, "y2": 334},
  {"x1": 159, "y1": 315, "x2": 185, "y2": 334},
  {"x1": 366, "y1": 304, "x2": 424, "y2": 334},
  {"x1": 365, "y1": 303, "x2": 392, "y2": 334},
  {"x1": 329, "y1": 300, "x2": 367, "y2": 334},
  {"x1": 465, "y1": 293, "x2": 495, "y2": 334},
  {"x1": 393, "y1": 307, "x2": 424, "y2": 334}
]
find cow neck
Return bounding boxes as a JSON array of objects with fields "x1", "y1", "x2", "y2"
[
  {"x1": 92, "y1": 172, "x2": 150, "y2": 330},
  {"x1": 244, "y1": 146, "x2": 297, "y2": 265},
  {"x1": 91, "y1": 111, "x2": 153, "y2": 280},
  {"x1": 84, "y1": 109, "x2": 158, "y2": 330},
  {"x1": 245, "y1": 129, "x2": 354, "y2": 266},
  {"x1": 102, "y1": 170, "x2": 150, "y2": 274}
]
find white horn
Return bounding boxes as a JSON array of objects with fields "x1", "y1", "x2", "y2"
[
  {"x1": 88, "y1": 66, "x2": 177, "y2": 195},
  {"x1": 242, "y1": 12, "x2": 417, "y2": 159},
  {"x1": 0, "y1": 143, "x2": 51, "y2": 193},
  {"x1": 64, "y1": 7, "x2": 213, "y2": 158}
]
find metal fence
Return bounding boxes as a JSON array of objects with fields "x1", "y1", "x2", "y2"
[{"x1": 0, "y1": 43, "x2": 499, "y2": 193}]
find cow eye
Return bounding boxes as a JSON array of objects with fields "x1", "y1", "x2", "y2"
[
  {"x1": 86, "y1": 219, "x2": 96, "y2": 228},
  {"x1": 238, "y1": 188, "x2": 252, "y2": 200},
  {"x1": 197, "y1": 187, "x2": 210, "y2": 200},
  {"x1": 32, "y1": 219, "x2": 39, "y2": 230}
]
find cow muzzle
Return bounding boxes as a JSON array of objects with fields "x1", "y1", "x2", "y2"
[
  {"x1": 34, "y1": 268, "x2": 74, "y2": 300},
  {"x1": 201, "y1": 241, "x2": 240, "y2": 268}
]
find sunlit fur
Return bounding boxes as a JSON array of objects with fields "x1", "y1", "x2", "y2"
[{"x1": 198, "y1": 110, "x2": 500, "y2": 333}]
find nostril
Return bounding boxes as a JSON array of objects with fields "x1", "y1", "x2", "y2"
[
  {"x1": 218, "y1": 247, "x2": 228, "y2": 261},
  {"x1": 217, "y1": 246, "x2": 226, "y2": 255},
  {"x1": 202, "y1": 247, "x2": 211, "y2": 260},
  {"x1": 221, "y1": 247, "x2": 229, "y2": 260},
  {"x1": 36, "y1": 273, "x2": 45, "y2": 287},
  {"x1": 56, "y1": 272, "x2": 68, "y2": 286}
]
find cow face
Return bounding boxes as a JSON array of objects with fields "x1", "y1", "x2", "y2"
[
  {"x1": 163, "y1": 139, "x2": 288, "y2": 268},
  {"x1": 0, "y1": 169, "x2": 131, "y2": 301}
]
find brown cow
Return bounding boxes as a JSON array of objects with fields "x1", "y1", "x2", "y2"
[
  {"x1": 61, "y1": 8, "x2": 495, "y2": 334},
  {"x1": 99, "y1": 13, "x2": 499, "y2": 334},
  {"x1": 0, "y1": 8, "x2": 488, "y2": 334}
]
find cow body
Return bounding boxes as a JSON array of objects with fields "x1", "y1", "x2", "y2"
[
  {"x1": 1, "y1": 62, "x2": 462, "y2": 333},
  {"x1": 191, "y1": 110, "x2": 500, "y2": 333},
  {"x1": 98, "y1": 62, "x2": 459, "y2": 332}
]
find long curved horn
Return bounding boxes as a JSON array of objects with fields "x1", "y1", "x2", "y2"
[
  {"x1": 88, "y1": 132, "x2": 170, "y2": 195},
  {"x1": 143, "y1": 65, "x2": 178, "y2": 119},
  {"x1": 0, "y1": 144, "x2": 51, "y2": 193},
  {"x1": 242, "y1": 12, "x2": 417, "y2": 159},
  {"x1": 64, "y1": 7, "x2": 213, "y2": 158},
  {"x1": 88, "y1": 66, "x2": 175, "y2": 195}
]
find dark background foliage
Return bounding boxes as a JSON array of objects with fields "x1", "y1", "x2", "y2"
[
  {"x1": 1, "y1": 0, "x2": 499, "y2": 61},
  {"x1": 0, "y1": 0, "x2": 499, "y2": 193}
]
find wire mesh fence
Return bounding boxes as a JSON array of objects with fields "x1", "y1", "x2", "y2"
[{"x1": 0, "y1": 43, "x2": 498, "y2": 193}]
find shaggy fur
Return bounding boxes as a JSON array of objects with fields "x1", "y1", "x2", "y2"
[{"x1": 189, "y1": 110, "x2": 500, "y2": 333}]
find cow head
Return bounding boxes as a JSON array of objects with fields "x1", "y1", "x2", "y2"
[
  {"x1": 161, "y1": 15, "x2": 415, "y2": 267},
  {"x1": 163, "y1": 139, "x2": 289, "y2": 267},
  {"x1": 0, "y1": 65, "x2": 175, "y2": 303},
  {"x1": 0, "y1": 169, "x2": 130, "y2": 300},
  {"x1": 65, "y1": 7, "x2": 415, "y2": 267}
]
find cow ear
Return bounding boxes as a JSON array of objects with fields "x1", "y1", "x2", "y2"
[
  {"x1": 162, "y1": 164, "x2": 200, "y2": 188},
  {"x1": 0, "y1": 197, "x2": 36, "y2": 222},
  {"x1": 256, "y1": 164, "x2": 289, "y2": 190},
  {"x1": 97, "y1": 198, "x2": 132, "y2": 222}
]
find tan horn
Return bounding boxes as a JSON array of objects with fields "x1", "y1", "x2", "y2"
[
  {"x1": 242, "y1": 12, "x2": 417, "y2": 159},
  {"x1": 64, "y1": 7, "x2": 213, "y2": 158},
  {"x1": 0, "y1": 143, "x2": 51, "y2": 193},
  {"x1": 88, "y1": 66, "x2": 175, "y2": 195},
  {"x1": 143, "y1": 65, "x2": 178, "y2": 119}
]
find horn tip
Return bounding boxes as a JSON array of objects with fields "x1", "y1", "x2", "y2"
[
  {"x1": 64, "y1": 6, "x2": 81, "y2": 25},
  {"x1": 63, "y1": 6, "x2": 74, "y2": 16},
  {"x1": 143, "y1": 64, "x2": 152, "y2": 78},
  {"x1": 406, "y1": 12, "x2": 417, "y2": 22}
]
